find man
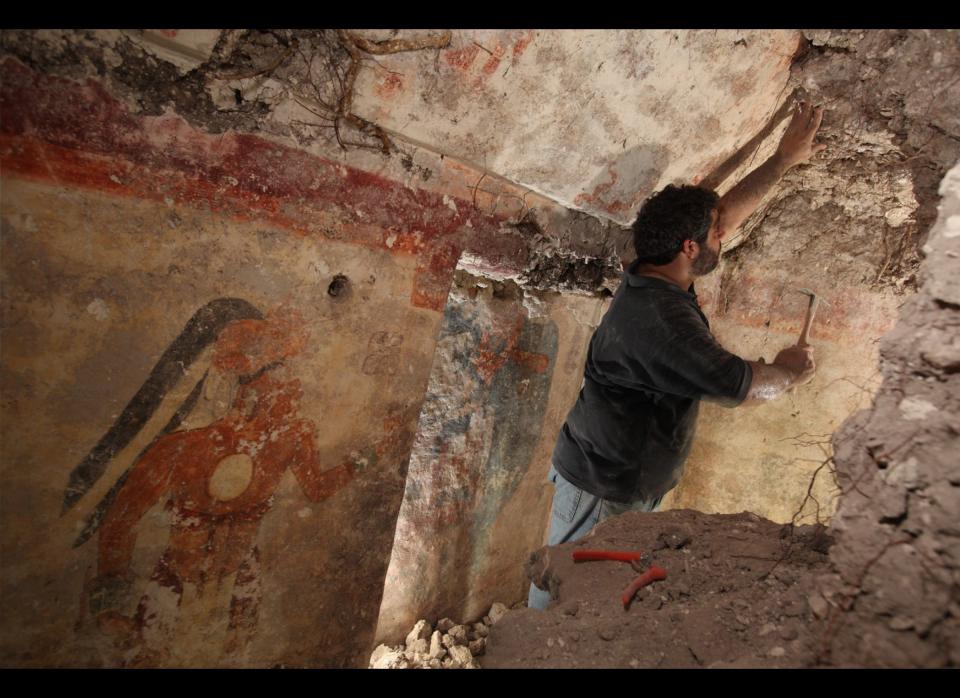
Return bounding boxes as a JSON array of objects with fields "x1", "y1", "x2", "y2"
[{"x1": 529, "y1": 101, "x2": 825, "y2": 609}]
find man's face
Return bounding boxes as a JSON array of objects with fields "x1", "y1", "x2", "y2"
[{"x1": 691, "y1": 209, "x2": 723, "y2": 276}]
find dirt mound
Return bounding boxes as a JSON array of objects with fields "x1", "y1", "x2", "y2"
[{"x1": 483, "y1": 509, "x2": 832, "y2": 668}]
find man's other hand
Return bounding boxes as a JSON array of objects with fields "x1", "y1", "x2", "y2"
[
  {"x1": 774, "y1": 345, "x2": 816, "y2": 385},
  {"x1": 775, "y1": 101, "x2": 827, "y2": 170}
]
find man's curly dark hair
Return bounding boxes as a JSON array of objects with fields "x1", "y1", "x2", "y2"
[{"x1": 631, "y1": 184, "x2": 719, "y2": 266}]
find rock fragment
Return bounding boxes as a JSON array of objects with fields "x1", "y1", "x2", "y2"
[
  {"x1": 448, "y1": 645, "x2": 475, "y2": 667},
  {"x1": 369, "y1": 644, "x2": 403, "y2": 669},
  {"x1": 428, "y1": 630, "x2": 445, "y2": 659},
  {"x1": 488, "y1": 602, "x2": 509, "y2": 625},
  {"x1": 405, "y1": 619, "x2": 432, "y2": 648},
  {"x1": 448, "y1": 624, "x2": 470, "y2": 646}
]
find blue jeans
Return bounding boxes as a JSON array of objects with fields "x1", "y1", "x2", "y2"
[{"x1": 527, "y1": 465, "x2": 663, "y2": 610}]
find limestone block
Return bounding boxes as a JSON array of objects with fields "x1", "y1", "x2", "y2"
[
  {"x1": 405, "y1": 619, "x2": 432, "y2": 648},
  {"x1": 488, "y1": 602, "x2": 509, "y2": 625},
  {"x1": 448, "y1": 624, "x2": 470, "y2": 646},
  {"x1": 448, "y1": 645, "x2": 474, "y2": 667},
  {"x1": 370, "y1": 644, "x2": 403, "y2": 669},
  {"x1": 428, "y1": 630, "x2": 445, "y2": 659}
]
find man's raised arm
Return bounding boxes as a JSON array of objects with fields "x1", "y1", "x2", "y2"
[{"x1": 717, "y1": 101, "x2": 826, "y2": 236}]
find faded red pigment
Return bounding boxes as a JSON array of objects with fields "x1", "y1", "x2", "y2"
[
  {"x1": 473, "y1": 314, "x2": 549, "y2": 384},
  {"x1": 443, "y1": 44, "x2": 481, "y2": 71},
  {"x1": 0, "y1": 57, "x2": 528, "y2": 312},
  {"x1": 512, "y1": 32, "x2": 535, "y2": 60}
]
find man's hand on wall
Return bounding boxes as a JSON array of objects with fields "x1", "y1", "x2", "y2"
[
  {"x1": 774, "y1": 344, "x2": 816, "y2": 386},
  {"x1": 775, "y1": 101, "x2": 827, "y2": 170}
]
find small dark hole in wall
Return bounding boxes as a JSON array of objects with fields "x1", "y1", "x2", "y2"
[
  {"x1": 599, "y1": 288, "x2": 613, "y2": 298},
  {"x1": 328, "y1": 274, "x2": 350, "y2": 298}
]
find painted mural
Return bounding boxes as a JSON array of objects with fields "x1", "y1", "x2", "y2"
[
  {"x1": 378, "y1": 280, "x2": 558, "y2": 633},
  {"x1": 63, "y1": 299, "x2": 357, "y2": 664}
]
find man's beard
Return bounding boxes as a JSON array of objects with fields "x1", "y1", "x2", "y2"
[{"x1": 692, "y1": 243, "x2": 720, "y2": 276}]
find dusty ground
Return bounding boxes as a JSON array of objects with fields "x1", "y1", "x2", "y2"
[{"x1": 483, "y1": 509, "x2": 832, "y2": 668}]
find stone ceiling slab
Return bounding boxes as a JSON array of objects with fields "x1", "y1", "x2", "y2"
[{"x1": 351, "y1": 29, "x2": 800, "y2": 224}]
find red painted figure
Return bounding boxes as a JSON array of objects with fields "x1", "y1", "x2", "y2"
[{"x1": 87, "y1": 313, "x2": 355, "y2": 662}]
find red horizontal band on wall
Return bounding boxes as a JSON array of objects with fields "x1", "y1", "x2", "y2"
[{"x1": 0, "y1": 57, "x2": 527, "y2": 312}]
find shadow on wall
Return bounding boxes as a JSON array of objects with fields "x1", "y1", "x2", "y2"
[{"x1": 575, "y1": 144, "x2": 670, "y2": 220}]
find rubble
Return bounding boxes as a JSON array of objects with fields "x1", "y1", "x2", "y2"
[{"x1": 367, "y1": 604, "x2": 501, "y2": 668}]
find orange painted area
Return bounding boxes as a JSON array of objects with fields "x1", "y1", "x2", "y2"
[
  {"x1": 512, "y1": 31, "x2": 535, "y2": 60},
  {"x1": 374, "y1": 71, "x2": 405, "y2": 100},
  {"x1": 0, "y1": 57, "x2": 529, "y2": 313},
  {"x1": 510, "y1": 349, "x2": 550, "y2": 374},
  {"x1": 481, "y1": 43, "x2": 507, "y2": 76},
  {"x1": 573, "y1": 165, "x2": 635, "y2": 216},
  {"x1": 212, "y1": 311, "x2": 308, "y2": 373},
  {"x1": 444, "y1": 44, "x2": 481, "y2": 71},
  {"x1": 412, "y1": 241, "x2": 463, "y2": 313},
  {"x1": 473, "y1": 315, "x2": 549, "y2": 383},
  {"x1": 90, "y1": 313, "x2": 357, "y2": 656},
  {"x1": 700, "y1": 273, "x2": 899, "y2": 343}
]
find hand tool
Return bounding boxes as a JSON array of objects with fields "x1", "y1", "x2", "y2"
[{"x1": 794, "y1": 287, "x2": 819, "y2": 348}]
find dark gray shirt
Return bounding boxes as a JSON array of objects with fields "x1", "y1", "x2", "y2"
[{"x1": 552, "y1": 265, "x2": 752, "y2": 503}]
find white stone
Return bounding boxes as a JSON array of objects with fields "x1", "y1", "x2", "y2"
[
  {"x1": 448, "y1": 645, "x2": 474, "y2": 667},
  {"x1": 898, "y1": 396, "x2": 937, "y2": 421},
  {"x1": 468, "y1": 638, "x2": 486, "y2": 656},
  {"x1": 128, "y1": 29, "x2": 221, "y2": 73},
  {"x1": 436, "y1": 617, "x2": 455, "y2": 632},
  {"x1": 769, "y1": 646, "x2": 786, "y2": 658},
  {"x1": 808, "y1": 593, "x2": 829, "y2": 619},
  {"x1": 488, "y1": 602, "x2": 509, "y2": 625},
  {"x1": 370, "y1": 644, "x2": 403, "y2": 669},
  {"x1": 473, "y1": 622, "x2": 489, "y2": 638},
  {"x1": 758, "y1": 622, "x2": 777, "y2": 637},
  {"x1": 886, "y1": 457, "x2": 920, "y2": 489},
  {"x1": 428, "y1": 630, "x2": 444, "y2": 658},
  {"x1": 86, "y1": 298, "x2": 110, "y2": 321},
  {"x1": 884, "y1": 206, "x2": 913, "y2": 227},
  {"x1": 448, "y1": 624, "x2": 470, "y2": 646},
  {"x1": 405, "y1": 619, "x2": 432, "y2": 648},
  {"x1": 409, "y1": 638, "x2": 429, "y2": 655},
  {"x1": 944, "y1": 215, "x2": 960, "y2": 238}
]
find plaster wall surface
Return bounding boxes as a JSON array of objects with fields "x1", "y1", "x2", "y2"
[
  {"x1": 375, "y1": 272, "x2": 606, "y2": 642},
  {"x1": 0, "y1": 55, "x2": 535, "y2": 667},
  {"x1": 351, "y1": 29, "x2": 800, "y2": 224},
  {"x1": 1, "y1": 177, "x2": 429, "y2": 667}
]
